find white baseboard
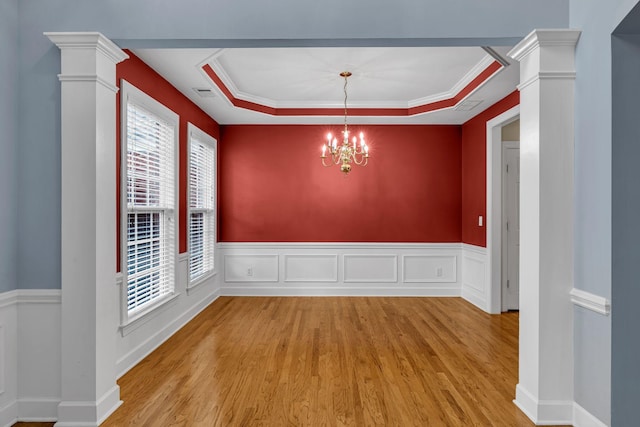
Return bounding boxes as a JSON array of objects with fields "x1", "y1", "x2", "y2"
[
  {"x1": 573, "y1": 402, "x2": 608, "y2": 427},
  {"x1": 514, "y1": 384, "x2": 573, "y2": 425},
  {"x1": 17, "y1": 398, "x2": 59, "y2": 422},
  {"x1": 220, "y1": 286, "x2": 460, "y2": 297},
  {"x1": 55, "y1": 384, "x2": 122, "y2": 427},
  {"x1": 116, "y1": 288, "x2": 220, "y2": 377},
  {"x1": 0, "y1": 400, "x2": 17, "y2": 427},
  {"x1": 461, "y1": 286, "x2": 486, "y2": 310}
]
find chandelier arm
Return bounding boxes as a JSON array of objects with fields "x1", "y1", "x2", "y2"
[
  {"x1": 333, "y1": 151, "x2": 343, "y2": 165},
  {"x1": 353, "y1": 154, "x2": 366, "y2": 165},
  {"x1": 321, "y1": 154, "x2": 340, "y2": 167}
]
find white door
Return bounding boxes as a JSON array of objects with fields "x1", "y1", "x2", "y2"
[{"x1": 502, "y1": 143, "x2": 520, "y2": 311}]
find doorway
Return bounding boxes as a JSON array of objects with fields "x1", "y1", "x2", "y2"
[
  {"x1": 486, "y1": 107, "x2": 519, "y2": 314},
  {"x1": 501, "y1": 131, "x2": 520, "y2": 311}
]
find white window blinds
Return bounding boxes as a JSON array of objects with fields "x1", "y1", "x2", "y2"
[
  {"x1": 124, "y1": 88, "x2": 177, "y2": 315},
  {"x1": 188, "y1": 126, "x2": 216, "y2": 283}
]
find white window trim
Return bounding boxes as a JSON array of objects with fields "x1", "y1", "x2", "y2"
[
  {"x1": 119, "y1": 80, "x2": 180, "y2": 332},
  {"x1": 187, "y1": 122, "x2": 217, "y2": 292}
]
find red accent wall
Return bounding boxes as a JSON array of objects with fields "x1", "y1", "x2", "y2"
[
  {"x1": 220, "y1": 125, "x2": 461, "y2": 242},
  {"x1": 116, "y1": 51, "x2": 220, "y2": 271},
  {"x1": 461, "y1": 90, "x2": 520, "y2": 247}
]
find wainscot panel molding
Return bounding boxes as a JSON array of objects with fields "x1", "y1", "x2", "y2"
[
  {"x1": 219, "y1": 243, "x2": 463, "y2": 296},
  {"x1": 573, "y1": 402, "x2": 609, "y2": 427},
  {"x1": 224, "y1": 255, "x2": 279, "y2": 282},
  {"x1": 284, "y1": 255, "x2": 338, "y2": 282},
  {"x1": 344, "y1": 254, "x2": 398, "y2": 283},
  {"x1": 402, "y1": 255, "x2": 457, "y2": 283},
  {"x1": 570, "y1": 288, "x2": 611, "y2": 316},
  {"x1": 0, "y1": 289, "x2": 61, "y2": 426},
  {"x1": 461, "y1": 244, "x2": 489, "y2": 311}
]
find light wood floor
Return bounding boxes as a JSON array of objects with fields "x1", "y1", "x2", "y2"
[{"x1": 17, "y1": 297, "x2": 569, "y2": 426}]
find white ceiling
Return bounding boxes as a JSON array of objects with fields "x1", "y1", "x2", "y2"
[{"x1": 133, "y1": 46, "x2": 519, "y2": 125}]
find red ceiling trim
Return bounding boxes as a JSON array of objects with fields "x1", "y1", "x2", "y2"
[{"x1": 202, "y1": 60, "x2": 503, "y2": 117}]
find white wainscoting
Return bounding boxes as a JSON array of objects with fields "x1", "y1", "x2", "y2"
[
  {"x1": 0, "y1": 291, "x2": 18, "y2": 427},
  {"x1": 16, "y1": 290, "x2": 61, "y2": 422},
  {"x1": 0, "y1": 289, "x2": 61, "y2": 427},
  {"x1": 219, "y1": 243, "x2": 462, "y2": 296},
  {"x1": 461, "y1": 244, "x2": 489, "y2": 311},
  {"x1": 116, "y1": 253, "x2": 221, "y2": 377}
]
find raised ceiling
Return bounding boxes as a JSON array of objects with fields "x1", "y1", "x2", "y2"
[{"x1": 133, "y1": 46, "x2": 518, "y2": 125}]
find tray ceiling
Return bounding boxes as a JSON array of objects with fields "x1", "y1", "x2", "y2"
[{"x1": 133, "y1": 46, "x2": 518, "y2": 125}]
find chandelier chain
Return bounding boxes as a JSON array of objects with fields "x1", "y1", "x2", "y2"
[{"x1": 343, "y1": 74, "x2": 349, "y2": 132}]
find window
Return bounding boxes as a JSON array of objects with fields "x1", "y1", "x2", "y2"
[
  {"x1": 121, "y1": 81, "x2": 178, "y2": 320},
  {"x1": 188, "y1": 124, "x2": 216, "y2": 285}
]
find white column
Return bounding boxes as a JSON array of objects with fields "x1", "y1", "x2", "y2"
[
  {"x1": 507, "y1": 29, "x2": 580, "y2": 425},
  {"x1": 45, "y1": 32, "x2": 128, "y2": 427}
]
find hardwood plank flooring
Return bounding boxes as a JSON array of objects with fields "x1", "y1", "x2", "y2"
[{"x1": 16, "y1": 297, "x2": 570, "y2": 426}]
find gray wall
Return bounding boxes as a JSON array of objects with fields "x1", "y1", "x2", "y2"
[
  {"x1": 612, "y1": 18, "x2": 640, "y2": 426},
  {"x1": 0, "y1": 0, "x2": 19, "y2": 293},
  {"x1": 13, "y1": 0, "x2": 569, "y2": 290},
  {"x1": 570, "y1": 0, "x2": 640, "y2": 423}
]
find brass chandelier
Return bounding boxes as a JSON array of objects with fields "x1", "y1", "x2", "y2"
[{"x1": 321, "y1": 71, "x2": 369, "y2": 174}]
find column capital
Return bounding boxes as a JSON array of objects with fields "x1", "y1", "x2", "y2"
[
  {"x1": 45, "y1": 32, "x2": 129, "y2": 64},
  {"x1": 45, "y1": 32, "x2": 128, "y2": 91},
  {"x1": 508, "y1": 29, "x2": 581, "y2": 91},
  {"x1": 508, "y1": 29, "x2": 581, "y2": 62}
]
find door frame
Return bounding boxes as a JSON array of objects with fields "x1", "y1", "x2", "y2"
[{"x1": 486, "y1": 106, "x2": 520, "y2": 314}]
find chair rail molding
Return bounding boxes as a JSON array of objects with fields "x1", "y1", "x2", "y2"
[{"x1": 570, "y1": 288, "x2": 610, "y2": 316}]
